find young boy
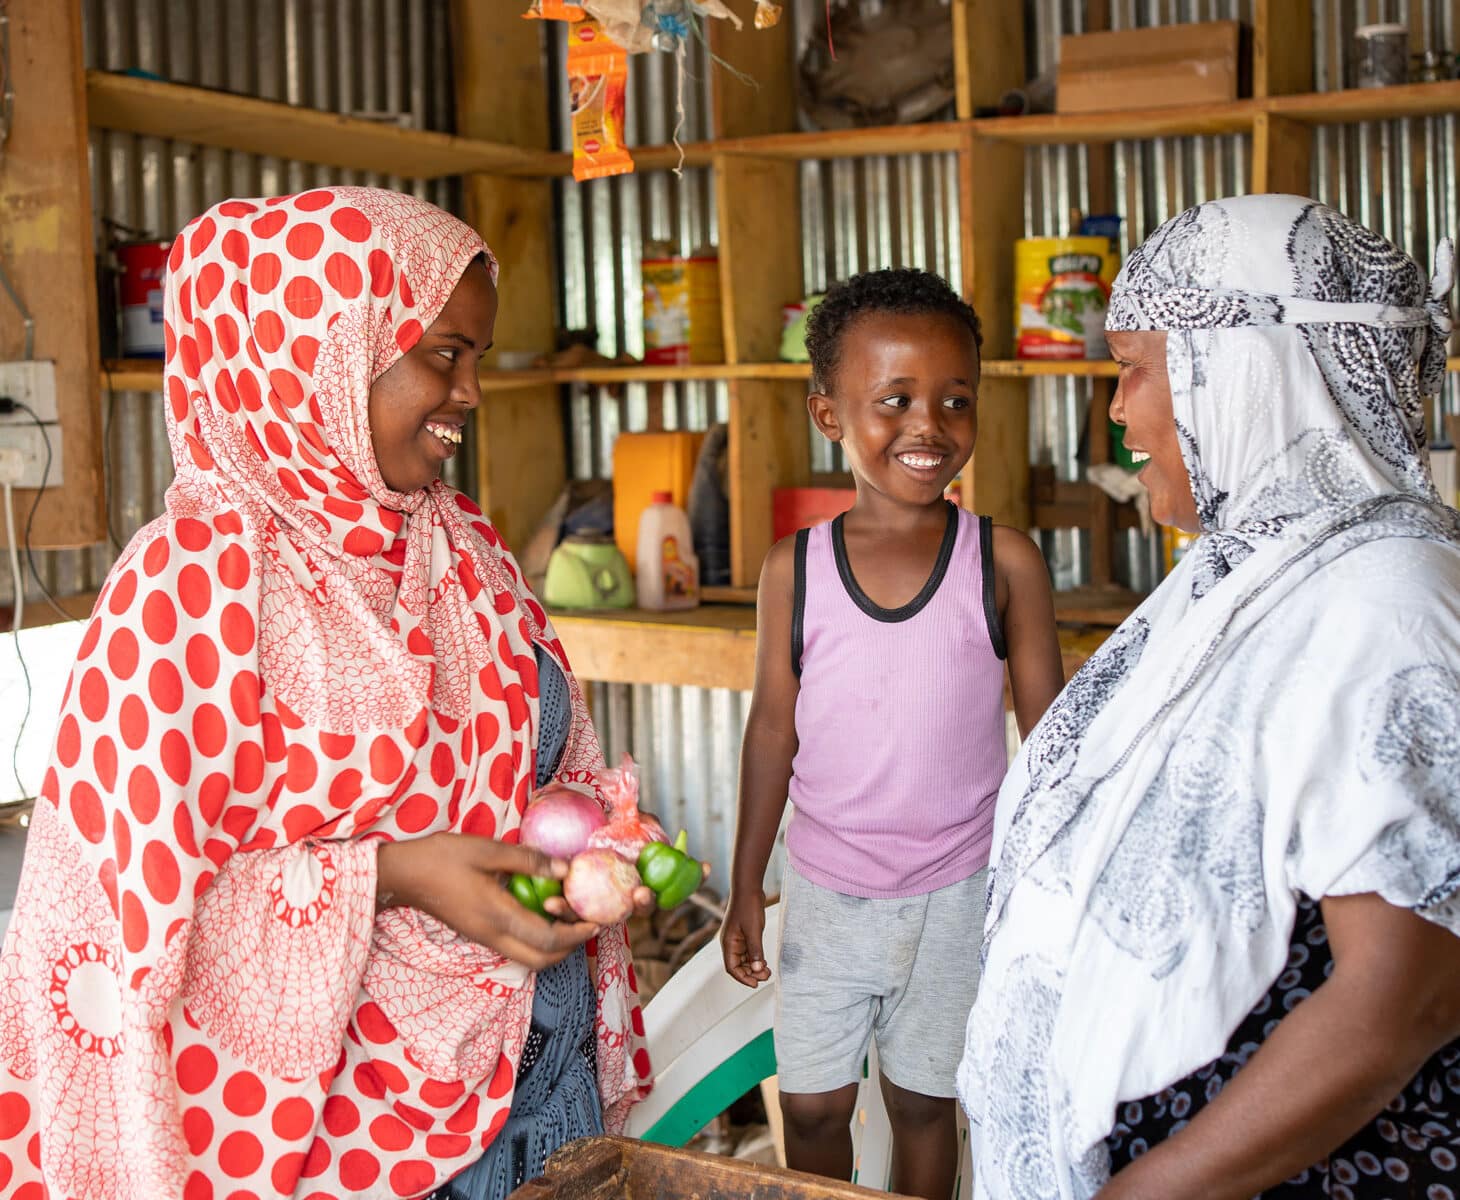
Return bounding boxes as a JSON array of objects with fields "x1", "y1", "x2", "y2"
[{"x1": 720, "y1": 269, "x2": 1064, "y2": 1200}]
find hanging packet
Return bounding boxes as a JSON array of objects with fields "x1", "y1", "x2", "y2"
[{"x1": 566, "y1": 18, "x2": 634, "y2": 181}]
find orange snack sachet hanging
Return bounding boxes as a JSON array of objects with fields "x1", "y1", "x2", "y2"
[{"x1": 565, "y1": 18, "x2": 634, "y2": 181}]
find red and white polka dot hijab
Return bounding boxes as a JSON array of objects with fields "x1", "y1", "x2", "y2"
[{"x1": 0, "y1": 187, "x2": 649, "y2": 1199}]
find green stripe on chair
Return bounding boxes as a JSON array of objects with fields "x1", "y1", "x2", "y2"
[{"x1": 639, "y1": 1029, "x2": 778, "y2": 1147}]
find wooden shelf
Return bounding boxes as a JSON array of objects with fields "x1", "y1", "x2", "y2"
[
  {"x1": 101, "y1": 359, "x2": 813, "y2": 393},
  {"x1": 86, "y1": 74, "x2": 1460, "y2": 184},
  {"x1": 715, "y1": 123, "x2": 963, "y2": 162},
  {"x1": 984, "y1": 359, "x2": 1118, "y2": 378},
  {"x1": 86, "y1": 71, "x2": 563, "y2": 180},
  {"x1": 973, "y1": 101, "x2": 1259, "y2": 145},
  {"x1": 553, "y1": 602, "x2": 1111, "y2": 693},
  {"x1": 106, "y1": 352, "x2": 1460, "y2": 395},
  {"x1": 1268, "y1": 80, "x2": 1460, "y2": 125}
]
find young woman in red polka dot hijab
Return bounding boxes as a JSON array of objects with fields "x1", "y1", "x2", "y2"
[{"x1": 0, "y1": 187, "x2": 652, "y2": 1199}]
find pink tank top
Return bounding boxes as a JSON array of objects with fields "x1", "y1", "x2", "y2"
[{"x1": 787, "y1": 504, "x2": 1007, "y2": 898}]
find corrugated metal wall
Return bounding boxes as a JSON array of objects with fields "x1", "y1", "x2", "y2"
[{"x1": 18, "y1": 1, "x2": 1460, "y2": 888}]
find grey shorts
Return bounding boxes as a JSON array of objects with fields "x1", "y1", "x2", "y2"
[{"x1": 773, "y1": 863, "x2": 988, "y2": 1099}]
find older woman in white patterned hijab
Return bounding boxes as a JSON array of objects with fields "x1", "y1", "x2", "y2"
[{"x1": 959, "y1": 194, "x2": 1460, "y2": 1199}]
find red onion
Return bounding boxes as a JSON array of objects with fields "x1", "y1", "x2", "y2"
[
  {"x1": 585, "y1": 755, "x2": 667, "y2": 860},
  {"x1": 563, "y1": 849, "x2": 640, "y2": 925},
  {"x1": 518, "y1": 783, "x2": 607, "y2": 859}
]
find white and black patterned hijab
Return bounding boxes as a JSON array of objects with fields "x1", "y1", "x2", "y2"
[{"x1": 959, "y1": 195, "x2": 1460, "y2": 1200}]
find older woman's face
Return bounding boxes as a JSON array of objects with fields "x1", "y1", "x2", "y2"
[{"x1": 1106, "y1": 329, "x2": 1201, "y2": 534}]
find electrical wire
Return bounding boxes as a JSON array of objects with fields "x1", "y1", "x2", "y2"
[
  {"x1": 4, "y1": 479, "x2": 33, "y2": 804},
  {"x1": 102, "y1": 368, "x2": 126, "y2": 554},
  {"x1": 4, "y1": 401, "x2": 70, "y2": 622},
  {"x1": 4, "y1": 482, "x2": 20, "y2": 633}
]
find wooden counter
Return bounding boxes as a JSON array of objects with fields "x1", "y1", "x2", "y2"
[{"x1": 552, "y1": 604, "x2": 1116, "y2": 697}]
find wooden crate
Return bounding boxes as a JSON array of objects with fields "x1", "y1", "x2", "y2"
[
  {"x1": 1057, "y1": 21, "x2": 1242, "y2": 114},
  {"x1": 507, "y1": 1136, "x2": 905, "y2": 1200}
]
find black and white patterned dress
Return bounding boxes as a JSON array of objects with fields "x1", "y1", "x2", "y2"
[
  {"x1": 958, "y1": 195, "x2": 1460, "y2": 1200},
  {"x1": 1108, "y1": 897, "x2": 1460, "y2": 1197}
]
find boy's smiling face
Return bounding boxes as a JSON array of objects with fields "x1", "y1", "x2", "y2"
[{"x1": 808, "y1": 310, "x2": 979, "y2": 508}]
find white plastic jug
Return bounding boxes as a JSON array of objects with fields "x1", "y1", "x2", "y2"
[{"x1": 636, "y1": 491, "x2": 700, "y2": 611}]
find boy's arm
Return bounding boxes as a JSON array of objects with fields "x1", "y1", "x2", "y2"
[
  {"x1": 993, "y1": 525, "x2": 1064, "y2": 739},
  {"x1": 721, "y1": 536, "x2": 800, "y2": 988}
]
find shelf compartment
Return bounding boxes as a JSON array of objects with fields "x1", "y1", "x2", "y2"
[{"x1": 86, "y1": 71, "x2": 563, "y2": 180}]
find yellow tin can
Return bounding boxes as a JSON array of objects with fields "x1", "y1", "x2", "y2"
[
  {"x1": 642, "y1": 245, "x2": 724, "y2": 365},
  {"x1": 1014, "y1": 236, "x2": 1120, "y2": 360}
]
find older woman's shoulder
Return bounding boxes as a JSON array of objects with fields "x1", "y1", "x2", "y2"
[{"x1": 1306, "y1": 535, "x2": 1460, "y2": 628}]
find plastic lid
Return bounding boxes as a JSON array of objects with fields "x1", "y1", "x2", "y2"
[{"x1": 651, "y1": 490, "x2": 673, "y2": 504}]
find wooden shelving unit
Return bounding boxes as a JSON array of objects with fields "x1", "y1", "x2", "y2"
[{"x1": 79, "y1": 3, "x2": 1460, "y2": 693}]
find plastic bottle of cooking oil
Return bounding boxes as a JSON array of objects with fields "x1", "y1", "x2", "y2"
[{"x1": 636, "y1": 491, "x2": 700, "y2": 611}]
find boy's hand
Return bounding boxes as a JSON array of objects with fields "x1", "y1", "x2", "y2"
[{"x1": 721, "y1": 890, "x2": 771, "y2": 988}]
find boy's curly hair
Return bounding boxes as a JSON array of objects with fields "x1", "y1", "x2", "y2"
[{"x1": 805, "y1": 267, "x2": 983, "y2": 392}]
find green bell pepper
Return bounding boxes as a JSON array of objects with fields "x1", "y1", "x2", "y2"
[
  {"x1": 637, "y1": 830, "x2": 703, "y2": 911},
  {"x1": 509, "y1": 873, "x2": 562, "y2": 917}
]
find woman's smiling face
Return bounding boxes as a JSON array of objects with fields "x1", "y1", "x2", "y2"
[
  {"x1": 1106, "y1": 329, "x2": 1201, "y2": 534},
  {"x1": 367, "y1": 258, "x2": 497, "y2": 494}
]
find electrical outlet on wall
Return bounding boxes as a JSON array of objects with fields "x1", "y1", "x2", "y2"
[
  {"x1": 0, "y1": 362, "x2": 58, "y2": 423},
  {"x1": 0, "y1": 423, "x2": 62, "y2": 490},
  {"x1": 0, "y1": 361, "x2": 62, "y2": 490}
]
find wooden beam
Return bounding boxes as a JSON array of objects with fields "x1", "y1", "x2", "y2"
[
  {"x1": 86, "y1": 71, "x2": 563, "y2": 180},
  {"x1": 715, "y1": 151, "x2": 808, "y2": 587},
  {"x1": 960, "y1": 132, "x2": 1028, "y2": 528},
  {"x1": 1253, "y1": 0, "x2": 1314, "y2": 99},
  {"x1": 728, "y1": 379, "x2": 811, "y2": 589},
  {"x1": 715, "y1": 154, "x2": 804, "y2": 363},
  {"x1": 1252, "y1": 111, "x2": 1314, "y2": 195},
  {"x1": 0, "y1": 1, "x2": 103, "y2": 549},
  {"x1": 1086, "y1": 379, "x2": 1114, "y2": 589},
  {"x1": 452, "y1": 1, "x2": 551, "y2": 149},
  {"x1": 451, "y1": 2, "x2": 563, "y2": 546},
  {"x1": 952, "y1": 0, "x2": 1026, "y2": 120},
  {"x1": 709, "y1": 13, "x2": 796, "y2": 139}
]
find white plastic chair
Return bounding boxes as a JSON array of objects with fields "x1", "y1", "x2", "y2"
[{"x1": 625, "y1": 902, "x2": 975, "y2": 1198}]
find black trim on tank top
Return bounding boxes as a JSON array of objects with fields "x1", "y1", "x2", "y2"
[
  {"x1": 980, "y1": 515, "x2": 1008, "y2": 660},
  {"x1": 791, "y1": 527, "x2": 809, "y2": 678},
  {"x1": 831, "y1": 500, "x2": 958, "y2": 624}
]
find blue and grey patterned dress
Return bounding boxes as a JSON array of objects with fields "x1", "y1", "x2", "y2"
[{"x1": 431, "y1": 645, "x2": 604, "y2": 1200}]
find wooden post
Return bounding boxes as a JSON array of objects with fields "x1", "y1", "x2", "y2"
[
  {"x1": 0, "y1": 0, "x2": 103, "y2": 548},
  {"x1": 951, "y1": 0, "x2": 1027, "y2": 120},
  {"x1": 1253, "y1": 0, "x2": 1314, "y2": 99},
  {"x1": 959, "y1": 131, "x2": 1029, "y2": 529},
  {"x1": 451, "y1": 2, "x2": 564, "y2": 554},
  {"x1": 1253, "y1": 111, "x2": 1314, "y2": 195},
  {"x1": 710, "y1": 19, "x2": 804, "y2": 591},
  {"x1": 709, "y1": 14, "x2": 796, "y2": 139},
  {"x1": 716, "y1": 152, "x2": 807, "y2": 587}
]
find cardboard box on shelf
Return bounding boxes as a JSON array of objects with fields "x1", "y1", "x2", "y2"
[{"x1": 1057, "y1": 21, "x2": 1243, "y2": 114}]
